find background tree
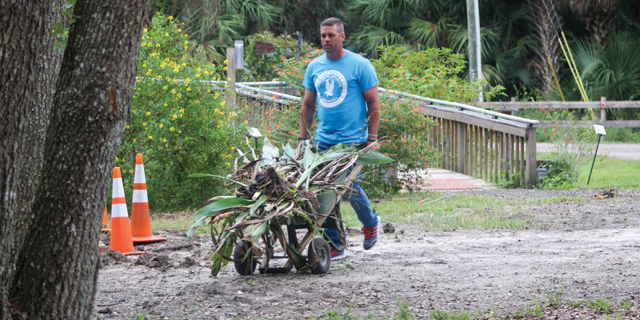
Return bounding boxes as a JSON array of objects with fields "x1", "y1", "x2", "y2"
[{"x1": 0, "y1": 0, "x2": 152, "y2": 318}]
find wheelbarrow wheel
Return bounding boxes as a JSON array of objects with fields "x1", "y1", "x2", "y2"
[
  {"x1": 308, "y1": 238, "x2": 331, "y2": 274},
  {"x1": 233, "y1": 241, "x2": 257, "y2": 275}
]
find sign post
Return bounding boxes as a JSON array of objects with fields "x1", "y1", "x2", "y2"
[{"x1": 587, "y1": 124, "x2": 607, "y2": 186}]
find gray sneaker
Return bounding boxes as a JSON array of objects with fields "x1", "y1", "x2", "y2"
[
  {"x1": 362, "y1": 216, "x2": 381, "y2": 250},
  {"x1": 330, "y1": 247, "x2": 346, "y2": 260}
]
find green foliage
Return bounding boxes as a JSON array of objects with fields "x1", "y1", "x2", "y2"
[
  {"x1": 243, "y1": 31, "x2": 316, "y2": 81},
  {"x1": 589, "y1": 297, "x2": 614, "y2": 314},
  {"x1": 535, "y1": 110, "x2": 595, "y2": 189},
  {"x1": 117, "y1": 14, "x2": 245, "y2": 211},
  {"x1": 372, "y1": 46, "x2": 505, "y2": 103}
]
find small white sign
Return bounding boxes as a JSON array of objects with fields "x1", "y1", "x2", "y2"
[
  {"x1": 248, "y1": 127, "x2": 262, "y2": 137},
  {"x1": 593, "y1": 124, "x2": 606, "y2": 136}
]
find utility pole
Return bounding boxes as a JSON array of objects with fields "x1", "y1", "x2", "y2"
[{"x1": 467, "y1": 0, "x2": 483, "y2": 102}]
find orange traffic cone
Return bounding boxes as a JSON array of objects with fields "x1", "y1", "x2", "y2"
[
  {"x1": 131, "y1": 154, "x2": 166, "y2": 243},
  {"x1": 101, "y1": 205, "x2": 110, "y2": 232},
  {"x1": 110, "y1": 167, "x2": 143, "y2": 255}
]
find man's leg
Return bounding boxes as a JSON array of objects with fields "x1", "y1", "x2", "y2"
[
  {"x1": 313, "y1": 141, "x2": 343, "y2": 250},
  {"x1": 344, "y1": 179, "x2": 380, "y2": 250}
]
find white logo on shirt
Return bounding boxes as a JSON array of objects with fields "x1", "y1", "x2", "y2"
[{"x1": 315, "y1": 70, "x2": 347, "y2": 108}]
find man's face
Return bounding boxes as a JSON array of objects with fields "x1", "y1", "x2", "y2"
[{"x1": 320, "y1": 25, "x2": 345, "y2": 54}]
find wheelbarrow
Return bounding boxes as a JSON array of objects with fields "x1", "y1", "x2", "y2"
[{"x1": 231, "y1": 164, "x2": 363, "y2": 275}]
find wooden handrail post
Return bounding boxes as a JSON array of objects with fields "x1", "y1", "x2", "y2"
[
  {"x1": 226, "y1": 47, "x2": 236, "y2": 95},
  {"x1": 525, "y1": 126, "x2": 537, "y2": 188},
  {"x1": 457, "y1": 122, "x2": 466, "y2": 173},
  {"x1": 600, "y1": 97, "x2": 606, "y2": 123}
]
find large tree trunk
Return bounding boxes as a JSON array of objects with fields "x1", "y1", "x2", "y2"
[
  {"x1": 0, "y1": 1, "x2": 65, "y2": 317},
  {"x1": 9, "y1": 0, "x2": 152, "y2": 318},
  {"x1": 531, "y1": 0, "x2": 564, "y2": 92}
]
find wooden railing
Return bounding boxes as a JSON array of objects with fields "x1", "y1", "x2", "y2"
[
  {"x1": 416, "y1": 102, "x2": 537, "y2": 188},
  {"x1": 480, "y1": 97, "x2": 640, "y2": 128},
  {"x1": 234, "y1": 83, "x2": 541, "y2": 188}
]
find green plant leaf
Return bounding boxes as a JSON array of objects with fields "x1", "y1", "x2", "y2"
[
  {"x1": 283, "y1": 143, "x2": 296, "y2": 160},
  {"x1": 186, "y1": 216, "x2": 208, "y2": 237},
  {"x1": 190, "y1": 197, "x2": 255, "y2": 219},
  {"x1": 250, "y1": 221, "x2": 269, "y2": 240},
  {"x1": 249, "y1": 195, "x2": 268, "y2": 217},
  {"x1": 356, "y1": 150, "x2": 395, "y2": 165}
]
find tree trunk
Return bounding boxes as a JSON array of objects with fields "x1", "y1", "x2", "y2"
[
  {"x1": 531, "y1": 0, "x2": 564, "y2": 92},
  {"x1": 9, "y1": 0, "x2": 152, "y2": 318},
  {"x1": 0, "y1": 1, "x2": 65, "y2": 318}
]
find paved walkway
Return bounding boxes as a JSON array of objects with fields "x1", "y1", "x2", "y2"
[
  {"x1": 537, "y1": 143, "x2": 640, "y2": 161},
  {"x1": 408, "y1": 168, "x2": 501, "y2": 191}
]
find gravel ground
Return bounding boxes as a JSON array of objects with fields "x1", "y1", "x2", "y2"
[{"x1": 93, "y1": 189, "x2": 640, "y2": 319}]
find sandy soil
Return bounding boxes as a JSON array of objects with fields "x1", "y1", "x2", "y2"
[{"x1": 93, "y1": 189, "x2": 640, "y2": 319}]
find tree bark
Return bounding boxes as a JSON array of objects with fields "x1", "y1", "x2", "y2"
[
  {"x1": 531, "y1": 0, "x2": 564, "y2": 92},
  {"x1": 9, "y1": 0, "x2": 152, "y2": 318},
  {"x1": 0, "y1": 1, "x2": 65, "y2": 318}
]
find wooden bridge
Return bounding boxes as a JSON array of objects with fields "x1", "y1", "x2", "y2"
[{"x1": 232, "y1": 82, "x2": 639, "y2": 189}]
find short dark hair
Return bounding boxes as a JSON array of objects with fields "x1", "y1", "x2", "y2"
[{"x1": 321, "y1": 17, "x2": 344, "y2": 33}]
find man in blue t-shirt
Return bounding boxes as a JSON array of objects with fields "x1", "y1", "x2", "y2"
[{"x1": 300, "y1": 17, "x2": 382, "y2": 260}]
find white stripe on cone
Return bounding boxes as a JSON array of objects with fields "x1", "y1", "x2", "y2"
[
  {"x1": 111, "y1": 203, "x2": 128, "y2": 218},
  {"x1": 132, "y1": 189, "x2": 148, "y2": 203},
  {"x1": 134, "y1": 164, "x2": 146, "y2": 183},
  {"x1": 112, "y1": 177, "x2": 125, "y2": 198}
]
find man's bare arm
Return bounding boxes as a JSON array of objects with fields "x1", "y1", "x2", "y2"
[
  {"x1": 300, "y1": 88, "x2": 316, "y2": 139},
  {"x1": 363, "y1": 85, "x2": 380, "y2": 151}
]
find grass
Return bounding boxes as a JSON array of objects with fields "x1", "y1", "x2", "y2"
[
  {"x1": 150, "y1": 211, "x2": 197, "y2": 232},
  {"x1": 574, "y1": 157, "x2": 640, "y2": 189}
]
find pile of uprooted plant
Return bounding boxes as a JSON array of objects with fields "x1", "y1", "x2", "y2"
[{"x1": 187, "y1": 137, "x2": 393, "y2": 275}]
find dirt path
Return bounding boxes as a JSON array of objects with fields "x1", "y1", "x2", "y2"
[{"x1": 93, "y1": 189, "x2": 640, "y2": 319}]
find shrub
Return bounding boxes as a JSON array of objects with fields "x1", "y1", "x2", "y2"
[
  {"x1": 243, "y1": 31, "x2": 316, "y2": 82},
  {"x1": 116, "y1": 14, "x2": 245, "y2": 211},
  {"x1": 537, "y1": 109, "x2": 595, "y2": 189}
]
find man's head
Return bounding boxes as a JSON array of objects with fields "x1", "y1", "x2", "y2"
[{"x1": 320, "y1": 17, "x2": 345, "y2": 56}]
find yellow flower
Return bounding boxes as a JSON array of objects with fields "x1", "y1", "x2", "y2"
[
  {"x1": 178, "y1": 130, "x2": 182, "y2": 133},
  {"x1": 171, "y1": 89, "x2": 176, "y2": 94},
  {"x1": 148, "y1": 136, "x2": 153, "y2": 140},
  {"x1": 115, "y1": 157, "x2": 119, "y2": 161},
  {"x1": 187, "y1": 87, "x2": 191, "y2": 91},
  {"x1": 174, "y1": 146, "x2": 179, "y2": 150},
  {"x1": 164, "y1": 103, "x2": 168, "y2": 107},
  {"x1": 126, "y1": 125, "x2": 130, "y2": 129},
  {"x1": 227, "y1": 77, "x2": 231, "y2": 81},
  {"x1": 163, "y1": 138, "x2": 167, "y2": 142},
  {"x1": 163, "y1": 86, "x2": 168, "y2": 90},
  {"x1": 223, "y1": 67, "x2": 227, "y2": 71},
  {"x1": 184, "y1": 40, "x2": 188, "y2": 45},
  {"x1": 180, "y1": 108, "x2": 184, "y2": 113},
  {"x1": 165, "y1": 33, "x2": 169, "y2": 36},
  {"x1": 176, "y1": 93, "x2": 182, "y2": 98},
  {"x1": 159, "y1": 124, "x2": 163, "y2": 128},
  {"x1": 223, "y1": 60, "x2": 228, "y2": 64},
  {"x1": 168, "y1": 16, "x2": 173, "y2": 20},
  {"x1": 143, "y1": 122, "x2": 147, "y2": 126},
  {"x1": 226, "y1": 163, "x2": 231, "y2": 166},
  {"x1": 177, "y1": 29, "x2": 181, "y2": 32},
  {"x1": 129, "y1": 169, "x2": 134, "y2": 174},
  {"x1": 172, "y1": 114, "x2": 177, "y2": 120},
  {"x1": 170, "y1": 127, "x2": 175, "y2": 131},
  {"x1": 146, "y1": 111, "x2": 151, "y2": 115},
  {"x1": 143, "y1": 28, "x2": 148, "y2": 32}
]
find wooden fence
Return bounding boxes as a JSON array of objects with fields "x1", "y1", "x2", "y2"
[
  {"x1": 480, "y1": 97, "x2": 640, "y2": 128},
  {"x1": 417, "y1": 102, "x2": 537, "y2": 188}
]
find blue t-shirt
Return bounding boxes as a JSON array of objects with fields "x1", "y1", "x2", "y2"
[{"x1": 303, "y1": 50, "x2": 379, "y2": 145}]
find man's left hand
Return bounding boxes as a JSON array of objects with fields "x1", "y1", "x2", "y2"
[{"x1": 366, "y1": 140, "x2": 380, "y2": 151}]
